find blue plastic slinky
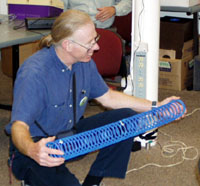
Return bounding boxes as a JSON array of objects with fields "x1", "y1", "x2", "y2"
[{"x1": 47, "y1": 99, "x2": 186, "y2": 160}]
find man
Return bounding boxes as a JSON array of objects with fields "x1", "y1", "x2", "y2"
[
  {"x1": 62, "y1": 0, "x2": 132, "y2": 29},
  {"x1": 5, "y1": 10, "x2": 182, "y2": 186}
]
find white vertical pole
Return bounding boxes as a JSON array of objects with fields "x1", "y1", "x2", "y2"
[
  {"x1": 130, "y1": 0, "x2": 160, "y2": 101},
  {"x1": 0, "y1": 0, "x2": 8, "y2": 14}
]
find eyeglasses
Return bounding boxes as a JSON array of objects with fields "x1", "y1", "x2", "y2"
[{"x1": 69, "y1": 34, "x2": 100, "y2": 53}]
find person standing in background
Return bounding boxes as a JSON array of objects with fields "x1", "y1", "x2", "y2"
[{"x1": 62, "y1": 0, "x2": 132, "y2": 29}]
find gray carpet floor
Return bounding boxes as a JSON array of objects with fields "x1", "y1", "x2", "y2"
[{"x1": 0, "y1": 60, "x2": 200, "y2": 186}]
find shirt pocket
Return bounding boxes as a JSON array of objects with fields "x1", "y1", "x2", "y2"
[{"x1": 47, "y1": 101, "x2": 70, "y2": 132}]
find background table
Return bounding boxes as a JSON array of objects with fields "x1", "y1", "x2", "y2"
[{"x1": 0, "y1": 20, "x2": 50, "y2": 110}]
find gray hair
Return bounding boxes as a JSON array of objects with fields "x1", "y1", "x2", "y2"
[{"x1": 39, "y1": 9, "x2": 93, "y2": 49}]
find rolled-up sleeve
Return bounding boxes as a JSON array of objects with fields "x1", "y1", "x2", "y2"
[
  {"x1": 114, "y1": 0, "x2": 132, "y2": 16},
  {"x1": 89, "y1": 60, "x2": 109, "y2": 99},
  {"x1": 11, "y1": 69, "x2": 46, "y2": 127}
]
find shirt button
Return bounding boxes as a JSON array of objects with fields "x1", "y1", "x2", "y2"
[
  {"x1": 69, "y1": 120, "x2": 72, "y2": 123},
  {"x1": 54, "y1": 105, "x2": 58, "y2": 108},
  {"x1": 69, "y1": 104, "x2": 72, "y2": 108},
  {"x1": 62, "y1": 69, "x2": 65, "y2": 72},
  {"x1": 70, "y1": 89, "x2": 72, "y2": 93}
]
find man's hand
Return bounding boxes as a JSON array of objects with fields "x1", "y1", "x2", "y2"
[
  {"x1": 11, "y1": 121, "x2": 65, "y2": 167},
  {"x1": 158, "y1": 96, "x2": 187, "y2": 119},
  {"x1": 96, "y1": 7, "x2": 116, "y2": 22},
  {"x1": 158, "y1": 96, "x2": 180, "y2": 107},
  {"x1": 28, "y1": 136, "x2": 65, "y2": 167}
]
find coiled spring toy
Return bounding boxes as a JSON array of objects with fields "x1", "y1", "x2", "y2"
[{"x1": 47, "y1": 99, "x2": 186, "y2": 160}]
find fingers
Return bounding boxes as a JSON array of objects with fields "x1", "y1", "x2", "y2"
[
  {"x1": 165, "y1": 96, "x2": 180, "y2": 103},
  {"x1": 46, "y1": 147, "x2": 64, "y2": 156},
  {"x1": 96, "y1": 12, "x2": 108, "y2": 22},
  {"x1": 96, "y1": 7, "x2": 115, "y2": 22},
  {"x1": 158, "y1": 96, "x2": 186, "y2": 121},
  {"x1": 160, "y1": 96, "x2": 180, "y2": 106},
  {"x1": 44, "y1": 136, "x2": 56, "y2": 142},
  {"x1": 40, "y1": 153, "x2": 65, "y2": 167},
  {"x1": 41, "y1": 136, "x2": 64, "y2": 156},
  {"x1": 33, "y1": 137, "x2": 65, "y2": 167},
  {"x1": 37, "y1": 151, "x2": 65, "y2": 167}
]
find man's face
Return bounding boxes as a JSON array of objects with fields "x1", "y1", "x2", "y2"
[{"x1": 69, "y1": 23, "x2": 100, "y2": 62}]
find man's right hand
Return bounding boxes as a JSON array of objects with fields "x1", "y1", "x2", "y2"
[
  {"x1": 96, "y1": 6, "x2": 116, "y2": 22},
  {"x1": 11, "y1": 121, "x2": 65, "y2": 167},
  {"x1": 28, "y1": 136, "x2": 65, "y2": 167}
]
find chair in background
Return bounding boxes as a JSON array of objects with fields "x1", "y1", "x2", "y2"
[
  {"x1": 112, "y1": 12, "x2": 132, "y2": 55},
  {"x1": 92, "y1": 28, "x2": 127, "y2": 90}
]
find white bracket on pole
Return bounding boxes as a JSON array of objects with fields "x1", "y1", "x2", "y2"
[{"x1": 124, "y1": 0, "x2": 160, "y2": 102}]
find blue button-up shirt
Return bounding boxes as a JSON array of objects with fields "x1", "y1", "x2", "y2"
[{"x1": 5, "y1": 46, "x2": 108, "y2": 137}]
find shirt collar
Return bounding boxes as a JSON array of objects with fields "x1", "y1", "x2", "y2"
[
  {"x1": 49, "y1": 45, "x2": 71, "y2": 72},
  {"x1": 49, "y1": 45, "x2": 84, "y2": 73}
]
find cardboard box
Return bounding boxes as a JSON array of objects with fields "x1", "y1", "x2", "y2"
[
  {"x1": 160, "y1": 0, "x2": 200, "y2": 7},
  {"x1": 8, "y1": 0, "x2": 64, "y2": 20},
  {"x1": 159, "y1": 55, "x2": 194, "y2": 91},
  {"x1": 159, "y1": 39, "x2": 194, "y2": 60},
  {"x1": 160, "y1": 16, "x2": 193, "y2": 59},
  {"x1": 159, "y1": 39, "x2": 194, "y2": 91},
  {"x1": 1, "y1": 40, "x2": 40, "y2": 77}
]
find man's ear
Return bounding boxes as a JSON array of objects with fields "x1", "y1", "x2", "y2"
[{"x1": 62, "y1": 39, "x2": 72, "y2": 52}]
